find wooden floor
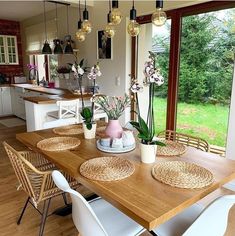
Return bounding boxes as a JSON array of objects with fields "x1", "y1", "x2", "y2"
[{"x1": 0, "y1": 120, "x2": 235, "y2": 236}]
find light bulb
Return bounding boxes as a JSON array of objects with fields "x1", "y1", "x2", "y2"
[
  {"x1": 110, "y1": 8, "x2": 122, "y2": 25},
  {"x1": 82, "y1": 20, "x2": 92, "y2": 34},
  {"x1": 152, "y1": 8, "x2": 167, "y2": 26},
  {"x1": 76, "y1": 29, "x2": 86, "y2": 42},
  {"x1": 127, "y1": 20, "x2": 140, "y2": 37},
  {"x1": 104, "y1": 23, "x2": 115, "y2": 38}
]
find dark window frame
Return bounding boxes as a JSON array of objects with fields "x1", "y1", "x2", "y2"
[{"x1": 131, "y1": 1, "x2": 235, "y2": 130}]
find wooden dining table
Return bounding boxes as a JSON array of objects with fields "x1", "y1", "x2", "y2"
[{"x1": 16, "y1": 125, "x2": 235, "y2": 231}]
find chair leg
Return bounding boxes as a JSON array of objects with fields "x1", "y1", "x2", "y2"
[
  {"x1": 39, "y1": 198, "x2": 51, "y2": 236},
  {"x1": 62, "y1": 192, "x2": 69, "y2": 205},
  {"x1": 149, "y1": 230, "x2": 159, "y2": 236},
  {"x1": 17, "y1": 197, "x2": 30, "y2": 225}
]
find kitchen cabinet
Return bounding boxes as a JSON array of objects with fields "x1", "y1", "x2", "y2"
[
  {"x1": 0, "y1": 87, "x2": 12, "y2": 116},
  {"x1": 0, "y1": 35, "x2": 19, "y2": 65}
]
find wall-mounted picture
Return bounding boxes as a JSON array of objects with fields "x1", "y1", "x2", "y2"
[{"x1": 97, "y1": 30, "x2": 112, "y2": 60}]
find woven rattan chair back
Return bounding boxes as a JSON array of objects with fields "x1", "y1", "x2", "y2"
[
  {"x1": 3, "y1": 142, "x2": 53, "y2": 206},
  {"x1": 157, "y1": 130, "x2": 210, "y2": 152}
]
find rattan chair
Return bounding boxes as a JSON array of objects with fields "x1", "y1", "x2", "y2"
[
  {"x1": 3, "y1": 141, "x2": 81, "y2": 236},
  {"x1": 157, "y1": 130, "x2": 210, "y2": 152}
]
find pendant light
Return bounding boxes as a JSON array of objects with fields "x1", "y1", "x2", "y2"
[
  {"x1": 152, "y1": 0, "x2": 167, "y2": 26},
  {"x1": 82, "y1": 0, "x2": 92, "y2": 34},
  {"x1": 42, "y1": 1, "x2": 52, "y2": 54},
  {"x1": 127, "y1": 0, "x2": 140, "y2": 37},
  {"x1": 64, "y1": 5, "x2": 73, "y2": 54},
  {"x1": 110, "y1": 0, "x2": 122, "y2": 25},
  {"x1": 53, "y1": 3, "x2": 63, "y2": 54},
  {"x1": 76, "y1": 0, "x2": 86, "y2": 42},
  {"x1": 104, "y1": 0, "x2": 115, "y2": 38}
]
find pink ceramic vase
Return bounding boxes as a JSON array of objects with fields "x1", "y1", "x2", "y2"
[{"x1": 105, "y1": 120, "x2": 123, "y2": 138}]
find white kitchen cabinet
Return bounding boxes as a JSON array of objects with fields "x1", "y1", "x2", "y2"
[
  {"x1": 10, "y1": 87, "x2": 26, "y2": 119},
  {"x1": 0, "y1": 87, "x2": 12, "y2": 116},
  {"x1": 0, "y1": 35, "x2": 19, "y2": 65}
]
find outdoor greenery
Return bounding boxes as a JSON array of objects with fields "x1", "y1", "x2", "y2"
[
  {"x1": 154, "y1": 98, "x2": 229, "y2": 147},
  {"x1": 152, "y1": 9, "x2": 235, "y2": 146}
]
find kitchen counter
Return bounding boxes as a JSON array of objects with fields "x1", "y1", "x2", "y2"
[{"x1": 11, "y1": 83, "x2": 67, "y2": 95}]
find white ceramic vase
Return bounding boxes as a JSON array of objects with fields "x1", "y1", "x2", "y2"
[
  {"x1": 140, "y1": 143, "x2": 157, "y2": 164},
  {"x1": 83, "y1": 123, "x2": 97, "y2": 139}
]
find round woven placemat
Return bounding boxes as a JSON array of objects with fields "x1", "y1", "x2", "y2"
[
  {"x1": 152, "y1": 161, "x2": 214, "y2": 189},
  {"x1": 53, "y1": 125, "x2": 83, "y2": 135},
  {"x1": 80, "y1": 156, "x2": 135, "y2": 181},
  {"x1": 157, "y1": 140, "x2": 186, "y2": 157},
  {"x1": 37, "y1": 137, "x2": 81, "y2": 152}
]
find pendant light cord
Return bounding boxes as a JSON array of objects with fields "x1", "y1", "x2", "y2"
[
  {"x1": 67, "y1": 5, "x2": 69, "y2": 35},
  {"x1": 109, "y1": 0, "x2": 111, "y2": 13},
  {"x1": 85, "y1": 0, "x2": 87, "y2": 10},
  {"x1": 55, "y1": 3, "x2": 58, "y2": 38},
  {"x1": 133, "y1": 0, "x2": 134, "y2": 8},
  {"x1": 43, "y1": 1, "x2": 47, "y2": 40},
  {"x1": 79, "y1": 0, "x2": 81, "y2": 20}
]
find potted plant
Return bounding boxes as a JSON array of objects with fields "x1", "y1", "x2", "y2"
[
  {"x1": 93, "y1": 94, "x2": 130, "y2": 138},
  {"x1": 130, "y1": 51, "x2": 166, "y2": 164},
  {"x1": 71, "y1": 61, "x2": 101, "y2": 139}
]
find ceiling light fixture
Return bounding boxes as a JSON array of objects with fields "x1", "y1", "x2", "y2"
[
  {"x1": 110, "y1": 0, "x2": 122, "y2": 25},
  {"x1": 127, "y1": 0, "x2": 140, "y2": 37},
  {"x1": 64, "y1": 4, "x2": 73, "y2": 54},
  {"x1": 82, "y1": 0, "x2": 92, "y2": 34},
  {"x1": 104, "y1": 0, "x2": 115, "y2": 38},
  {"x1": 42, "y1": 0, "x2": 52, "y2": 54},
  {"x1": 76, "y1": 0, "x2": 86, "y2": 42},
  {"x1": 152, "y1": 0, "x2": 167, "y2": 26},
  {"x1": 53, "y1": 3, "x2": 63, "y2": 54}
]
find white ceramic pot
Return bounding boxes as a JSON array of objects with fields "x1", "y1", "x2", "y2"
[
  {"x1": 83, "y1": 123, "x2": 97, "y2": 139},
  {"x1": 140, "y1": 143, "x2": 157, "y2": 164}
]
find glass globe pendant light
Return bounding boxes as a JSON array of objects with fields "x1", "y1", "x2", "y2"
[
  {"x1": 53, "y1": 3, "x2": 63, "y2": 54},
  {"x1": 110, "y1": 0, "x2": 122, "y2": 25},
  {"x1": 104, "y1": 0, "x2": 115, "y2": 38},
  {"x1": 82, "y1": 0, "x2": 92, "y2": 34},
  {"x1": 64, "y1": 5, "x2": 73, "y2": 54},
  {"x1": 76, "y1": 0, "x2": 86, "y2": 42},
  {"x1": 42, "y1": 1, "x2": 52, "y2": 54},
  {"x1": 127, "y1": 0, "x2": 140, "y2": 37},
  {"x1": 152, "y1": 0, "x2": 167, "y2": 26}
]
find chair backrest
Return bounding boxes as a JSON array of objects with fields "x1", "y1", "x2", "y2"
[
  {"x1": 157, "y1": 130, "x2": 209, "y2": 152},
  {"x1": 52, "y1": 170, "x2": 108, "y2": 236},
  {"x1": 183, "y1": 195, "x2": 235, "y2": 236},
  {"x1": 3, "y1": 142, "x2": 46, "y2": 205},
  {"x1": 56, "y1": 99, "x2": 80, "y2": 120}
]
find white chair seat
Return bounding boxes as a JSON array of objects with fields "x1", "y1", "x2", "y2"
[
  {"x1": 153, "y1": 204, "x2": 204, "y2": 236},
  {"x1": 90, "y1": 198, "x2": 144, "y2": 236}
]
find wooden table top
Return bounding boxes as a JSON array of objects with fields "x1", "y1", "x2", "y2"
[{"x1": 16, "y1": 126, "x2": 235, "y2": 230}]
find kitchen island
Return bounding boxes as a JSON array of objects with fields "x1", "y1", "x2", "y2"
[{"x1": 11, "y1": 84, "x2": 92, "y2": 131}]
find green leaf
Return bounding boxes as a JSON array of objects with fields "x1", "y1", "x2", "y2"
[
  {"x1": 138, "y1": 116, "x2": 149, "y2": 136},
  {"x1": 79, "y1": 59, "x2": 84, "y2": 68},
  {"x1": 86, "y1": 123, "x2": 92, "y2": 130},
  {"x1": 151, "y1": 140, "x2": 166, "y2": 146}
]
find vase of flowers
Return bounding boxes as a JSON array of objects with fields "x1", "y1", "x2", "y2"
[
  {"x1": 130, "y1": 51, "x2": 166, "y2": 164},
  {"x1": 71, "y1": 60, "x2": 102, "y2": 139},
  {"x1": 93, "y1": 94, "x2": 130, "y2": 138}
]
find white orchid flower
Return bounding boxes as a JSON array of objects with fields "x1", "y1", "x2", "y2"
[
  {"x1": 77, "y1": 67, "x2": 84, "y2": 75},
  {"x1": 130, "y1": 82, "x2": 144, "y2": 93}
]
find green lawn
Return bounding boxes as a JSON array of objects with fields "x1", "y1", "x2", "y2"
[{"x1": 154, "y1": 98, "x2": 229, "y2": 147}]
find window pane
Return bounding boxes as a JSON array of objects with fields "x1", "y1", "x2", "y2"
[{"x1": 177, "y1": 9, "x2": 235, "y2": 148}]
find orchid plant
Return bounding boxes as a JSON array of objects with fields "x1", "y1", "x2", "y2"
[
  {"x1": 93, "y1": 94, "x2": 130, "y2": 120},
  {"x1": 130, "y1": 51, "x2": 165, "y2": 146},
  {"x1": 71, "y1": 61, "x2": 102, "y2": 130}
]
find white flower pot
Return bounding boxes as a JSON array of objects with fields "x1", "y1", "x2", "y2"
[
  {"x1": 83, "y1": 123, "x2": 97, "y2": 139},
  {"x1": 140, "y1": 143, "x2": 157, "y2": 164}
]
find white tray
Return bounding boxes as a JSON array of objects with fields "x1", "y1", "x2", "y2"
[{"x1": 96, "y1": 140, "x2": 136, "y2": 153}]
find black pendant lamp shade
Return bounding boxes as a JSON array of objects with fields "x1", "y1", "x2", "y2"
[
  {"x1": 130, "y1": 7, "x2": 137, "y2": 20},
  {"x1": 42, "y1": 1, "x2": 52, "y2": 54},
  {"x1": 83, "y1": 8, "x2": 89, "y2": 20},
  {"x1": 53, "y1": 39, "x2": 63, "y2": 54},
  {"x1": 64, "y1": 40, "x2": 73, "y2": 54}
]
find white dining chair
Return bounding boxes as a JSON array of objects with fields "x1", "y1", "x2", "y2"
[
  {"x1": 52, "y1": 170, "x2": 145, "y2": 236},
  {"x1": 152, "y1": 195, "x2": 235, "y2": 236},
  {"x1": 44, "y1": 99, "x2": 80, "y2": 129}
]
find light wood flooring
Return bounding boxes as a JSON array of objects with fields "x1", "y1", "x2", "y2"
[{"x1": 0, "y1": 120, "x2": 235, "y2": 236}]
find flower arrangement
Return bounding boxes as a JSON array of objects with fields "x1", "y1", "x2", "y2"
[
  {"x1": 57, "y1": 66, "x2": 71, "y2": 74},
  {"x1": 93, "y1": 94, "x2": 130, "y2": 120},
  {"x1": 130, "y1": 51, "x2": 165, "y2": 146},
  {"x1": 27, "y1": 64, "x2": 38, "y2": 83}
]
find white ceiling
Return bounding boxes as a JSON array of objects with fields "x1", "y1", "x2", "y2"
[{"x1": 0, "y1": 0, "x2": 93, "y2": 21}]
